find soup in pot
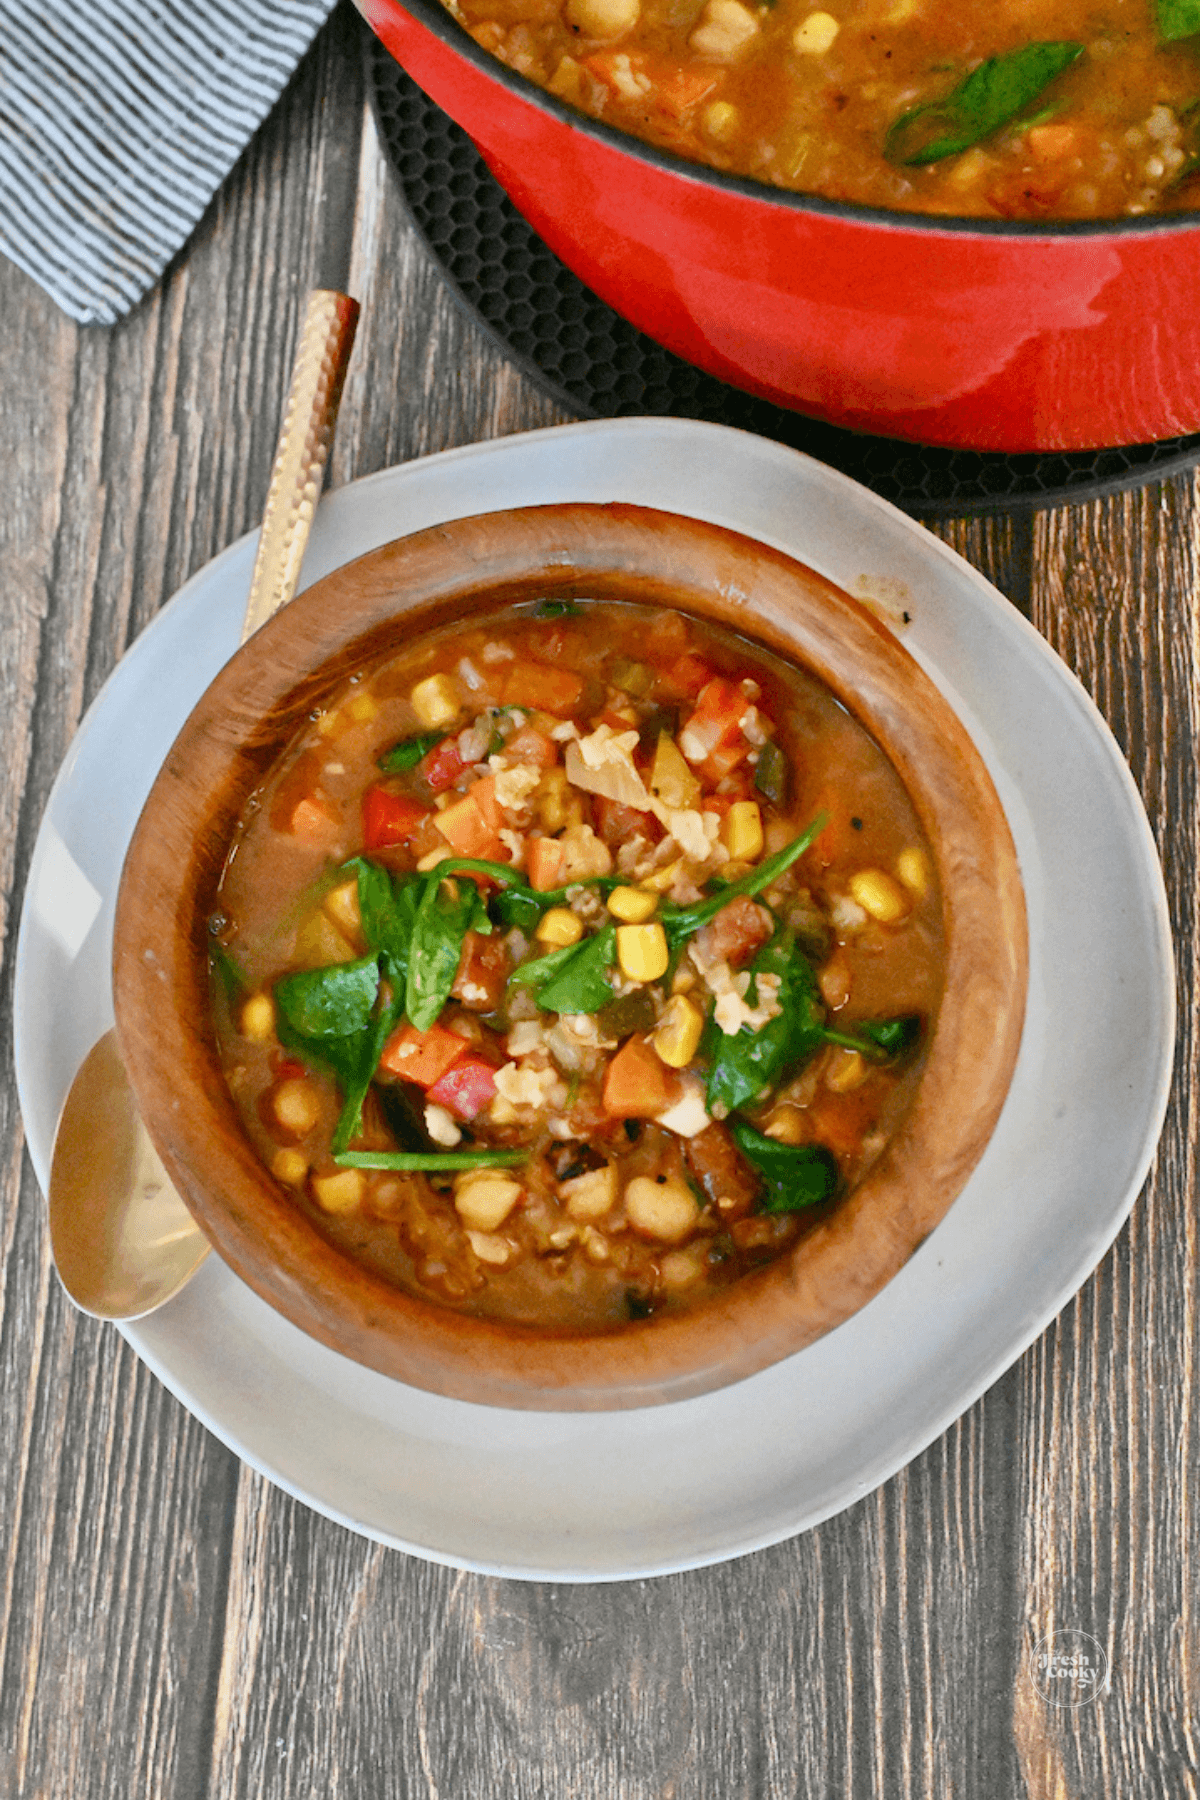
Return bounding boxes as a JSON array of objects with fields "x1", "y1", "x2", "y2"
[{"x1": 445, "y1": 0, "x2": 1200, "y2": 218}]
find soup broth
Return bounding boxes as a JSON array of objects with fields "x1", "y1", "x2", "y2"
[
  {"x1": 445, "y1": 0, "x2": 1200, "y2": 218},
  {"x1": 212, "y1": 599, "x2": 945, "y2": 1330}
]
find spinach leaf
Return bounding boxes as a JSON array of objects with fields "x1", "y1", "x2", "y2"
[
  {"x1": 660, "y1": 815, "x2": 826, "y2": 956},
  {"x1": 730, "y1": 1123, "x2": 839, "y2": 1213},
  {"x1": 336, "y1": 1148, "x2": 528, "y2": 1172},
  {"x1": 491, "y1": 886, "x2": 548, "y2": 933},
  {"x1": 535, "y1": 599, "x2": 581, "y2": 617},
  {"x1": 209, "y1": 940, "x2": 246, "y2": 999},
  {"x1": 822, "y1": 1015, "x2": 922, "y2": 1059},
  {"x1": 349, "y1": 858, "x2": 421, "y2": 985},
  {"x1": 705, "y1": 930, "x2": 826, "y2": 1116},
  {"x1": 377, "y1": 729, "x2": 447, "y2": 773},
  {"x1": 274, "y1": 956, "x2": 379, "y2": 1038},
  {"x1": 754, "y1": 739, "x2": 789, "y2": 808},
  {"x1": 406, "y1": 876, "x2": 490, "y2": 1032},
  {"x1": 530, "y1": 922, "x2": 618, "y2": 1015},
  {"x1": 273, "y1": 957, "x2": 387, "y2": 1153},
  {"x1": 885, "y1": 42, "x2": 1084, "y2": 166},
  {"x1": 1158, "y1": 0, "x2": 1200, "y2": 39}
]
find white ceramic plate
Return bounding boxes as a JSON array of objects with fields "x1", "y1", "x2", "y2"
[{"x1": 14, "y1": 419, "x2": 1174, "y2": 1581}]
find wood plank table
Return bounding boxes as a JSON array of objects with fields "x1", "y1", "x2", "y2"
[{"x1": 1, "y1": 8, "x2": 1194, "y2": 1794}]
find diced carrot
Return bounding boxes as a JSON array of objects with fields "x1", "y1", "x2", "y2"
[
  {"x1": 499, "y1": 660, "x2": 585, "y2": 716},
  {"x1": 434, "y1": 792, "x2": 506, "y2": 860},
  {"x1": 427, "y1": 1055, "x2": 498, "y2": 1121},
  {"x1": 1026, "y1": 123, "x2": 1079, "y2": 161},
  {"x1": 288, "y1": 794, "x2": 340, "y2": 844},
  {"x1": 802, "y1": 790, "x2": 856, "y2": 869},
  {"x1": 527, "y1": 835, "x2": 566, "y2": 891},
  {"x1": 602, "y1": 1035, "x2": 684, "y2": 1118},
  {"x1": 468, "y1": 773, "x2": 504, "y2": 832},
  {"x1": 378, "y1": 1022, "x2": 467, "y2": 1087},
  {"x1": 362, "y1": 785, "x2": 430, "y2": 851},
  {"x1": 651, "y1": 64, "x2": 723, "y2": 122},
  {"x1": 504, "y1": 725, "x2": 559, "y2": 769},
  {"x1": 583, "y1": 49, "x2": 648, "y2": 92}
]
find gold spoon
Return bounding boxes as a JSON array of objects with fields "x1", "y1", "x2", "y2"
[{"x1": 48, "y1": 289, "x2": 359, "y2": 1320}]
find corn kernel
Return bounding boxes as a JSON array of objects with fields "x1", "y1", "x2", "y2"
[
  {"x1": 295, "y1": 910, "x2": 356, "y2": 969},
  {"x1": 271, "y1": 1148, "x2": 308, "y2": 1186},
  {"x1": 466, "y1": 1229, "x2": 513, "y2": 1265},
  {"x1": 661, "y1": 1246, "x2": 707, "y2": 1289},
  {"x1": 536, "y1": 906, "x2": 584, "y2": 947},
  {"x1": 896, "y1": 846, "x2": 930, "y2": 897},
  {"x1": 240, "y1": 992, "x2": 275, "y2": 1040},
  {"x1": 617, "y1": 922, "x2": 669, "y2": 982},
  {"x1": 347, "y1": 691, "x2": 378, "y2": 723},
  {"x1": 653, "y1": 994, "x2": 705, "y2": 1068},
  {"x1": 848, "y1": 867, "x2": 909, "y2": 923},
  {"x1": 624, "y1": 1174, "x2": 699, "y2": 1243},
  {"x1": 323, "y1": 878, "x2": 362, "y2": 942},
  {"x1": 410, "y1": 672, "x2": 460, "y2": 730},
  {"x1": 721, "y1": 800, "x2": 764, "y2": 862},
  {"x1": 547, "y1": 54, "x2": 586, "y2": 102},
  {"x1": 272, "y1": 1079, "x2": 321, "y2": 1136},
  {"x1": 565, "y1": 0, "x2": 639, "y2": 34},
  {"x1": 825, "y1": 1047, "x2": 869, "y2": 1093},
  {"x1": 793, "y1": 9, "x2": 839, "y2": 53},
  {"x1": 311, "y1": 1168, "x2": 365, "y2": 1214},
  {"x1": 607, "y1": 885, "x2": 659, "y2": 923},
  {"x1": 454, "y1": 1172, "x2": 524, "y2": 1232},
  {"x1": 763, "y1": 1104, "x2": 807, "y2": 1145},
  {"x1": 640, "y1": 858, "x2": 684, "y2": 894},
  {"x1": 703, "y1": 100, "x2": 739, "y2": 142},
  {"x1": 559, "y1": 1163, "x2": 618, "y2": 1220}
]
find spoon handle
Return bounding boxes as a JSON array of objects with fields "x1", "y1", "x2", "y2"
[{"x1": 240, "y1": 288, "x2": 360, "y2": 644}]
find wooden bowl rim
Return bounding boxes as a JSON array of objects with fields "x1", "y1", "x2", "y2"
[{"x1": 113, "y1": 502, "x2": 1027, "y2": 1410}]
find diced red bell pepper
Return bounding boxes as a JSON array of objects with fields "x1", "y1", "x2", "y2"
[
  {"x1": 427, "y1": 1056, "x2": 498, "y2": 1122},
  {"x1": 363, "y1": 786, "x2": 430, "y2": 851},
  {"x1": 420, "y1": 736, "x2": 471, "y2": 793},
  {"x1": 269, "y1": 1052, "x2": 308, "y2": 1081}
]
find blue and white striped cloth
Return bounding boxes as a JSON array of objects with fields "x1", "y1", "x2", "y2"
[{"x1": 0, "y1": 0, "x2": 337, "y2": 325}]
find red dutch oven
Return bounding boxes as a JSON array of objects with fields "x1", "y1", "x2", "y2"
[{"x1": 357, "y1": 0, "x2": 1200, "y2": 452}]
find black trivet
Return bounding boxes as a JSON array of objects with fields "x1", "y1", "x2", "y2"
[{"x1": 367, "y1": 38, "x2": 1200, "y2": 516}]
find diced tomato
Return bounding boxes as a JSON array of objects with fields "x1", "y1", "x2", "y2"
[
  {"x1": 499, "y1": 660, "x2": 585, "y2": 716},
  {"x1": 657, "y1": 651, "x2": 714, "y2": 701},
  {"x1": 527, "y1": 835, "x2": 566, "y2": 891},
  {"x1": 269, "y1": 1052, "x2": 308, "y2": 1081},
  {"x1": 362, "y1": 785, "x2": 430, "y2": 851},
  {"x1": 434, "y1": 791, "x2": 506, "y2": 861},
  {"x1": 504, "y1": 724, "x2": 558, "y2": 769},
  {"x1": 695, "y1": 895, "x2": 773, "y2": 968},
  {"x1": 420, "y1": 737, "x2": 471, "y2": 793},
  {"x1": 288, "y1": 794, "x2": 340, "y2": 844},
  {"x1": 451, "y1": 930, "x2": 510, "y2": 1011},
  {"x1": 682, "y1": 679, "x2": 747, "y2": 756},
  {"x1": 601, "y1": 1035, "x2": 683, "y2": 1118},
  {"x1": 594, "y1": 796, "x2": 662, "y2": 848},
  {"x1": 378, "y1": 1022, "x2": 467, "y2": 1087},
  {"x1": 427, "y1": 1055, "x2": 498, "y2": 1122}
]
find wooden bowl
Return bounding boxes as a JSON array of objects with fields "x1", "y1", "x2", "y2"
[{"x1": 113, "y1": 503, "x2": 1027, "y2": 1409}]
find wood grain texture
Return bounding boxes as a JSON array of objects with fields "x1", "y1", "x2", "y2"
[{"x1": 2, "y1": 4, "x2": 1197, "y2": 1794}]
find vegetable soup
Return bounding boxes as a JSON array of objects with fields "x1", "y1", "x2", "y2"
[
  {"x1": 445, "y1": 0, "x2": 1200, "y2": 217},
  {"x1": 212, "y1": 599, "x2": 945, "y2": 1330}
]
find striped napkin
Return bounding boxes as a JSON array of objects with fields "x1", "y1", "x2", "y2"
[{"x1": 0, "y1": 0, "x2": 337, "y2": 325}]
